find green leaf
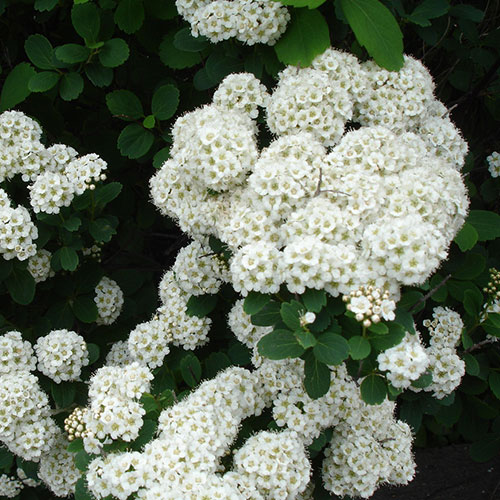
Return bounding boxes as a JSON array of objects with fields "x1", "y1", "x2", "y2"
[
  {"x1": 180, "y1": 353, "x2": 202, "y2": 387},
  {"x1": 106, "y1": 90, "x2": 144, "y2": 120},
  {"x1": 51, "y1": 381, "x2": 76, "y2": 408},
  {"x1": 114, "y1": 0, "x2": 145, "y2": 34},
  {"x1": 278, "y1": 0, "x2": 326, "y2": 8},
  {"x1": 339, "y1": 0, "x2": 404, "y2": 71},
  {"x1": 454, "y1": 222, "x2": 478, "y2": 251},
  {"x1": 56, "y1": 247, "x2": 79, "y2": 271},
  {"x1": 159, "y1": 32, "x2": 202, "y2": 69},
  {"x1": 55, "y1": 44, "x2": 91, "y2": 63},
  {"x1": 6, "y1": 268, "x2": 35, "y2": 305},
  {"x1": 360, "y1": 374, "x2": 387, "y2": 405},
  {"x1": 313, "y1": 331, "x2": 350, "y2": 365},
  {"x1": 117, "y1": 124, "x2": 154, "y2": 159},
  {"x1": 428, "y1": 273, "x2": 448, "y2": 303},
  {"x1": 16, "y1": 458, "x2": 38, "y2": 481},
  {"x1": 94, "y1": 182, "x2": 122, "y2": 207},
  {"x1": 463, "y1": 288, "x2": 483, "y2": 317},
  {"x1": 399, "y1": 399, "x2": 423, "y2": 432},
  {"x1": 151, "y1": 84, "x2": 179, "y2": 121},
  {"x1": 407, "y1": 0, "x2": 449, "y2": 27},
  {"x1": 0, "y1": 448, "x2": 13, "y2": 471},
  {"x1": 257, "y1": 329, "x2": 305, "y2": 360},
  {"x1": 205, "y1": 53, "x2": 243, "y2": 84},
  {"x1": 25, "y1": 34, "x2": 55, "y2": 70},
  {"x1": 274, "y1": 8, "x2": 330, "y2": 67},
  {"x1": 143, "y1": 115, "x2": 155, "y2": 128},
  {"x1": 35, "y1": 0, "x2": 58, "y2": 11},
  {"x1": 67, "y1": 439, "x2": 84, "y2": 453},
  {"x1": 251, "y1": 301, "x2": 281, "y2": 326},
  {"x1": 304, "y1": 351, "x2": 331, "y2": 399},
  {"x1": 173, "y1": 27, "x2": 209, "y2": 52},
  {"x1": 85, "y1": 64, "x2": 113, "y2": 87},
  {"x1": 450, "y1": 4, "x2": 484, "y2": 22},
  {"x1": 302, "y1": 289, "x2": 327, "y2": 313},
  {"x1": 0, "y1": 62, "x2": 36, "y2": 111},
  {"x1": 348, "y1": 335, "x2": 371, "y2": 360},
  {"x1": 204, "y1": 352, "x2": 232, "y2": 379},
  {"x1": 467, "y1": 210, "x2": 500, "y2": 241},
  {"x1": 281, "y1": 301, "x2": 303, "y2": 331},
  {"x1": 469, "y1": 434, "x2": 500, "y2": 462},
  {"x1": 59, "y1": 72, "x2": 84, "y2": 101},
  {"x1": 370, "y1": 322, "x2": 405, "y2": 351},
  {"x1": 130, "y1": 420, "x2": 157, "y2": 451},
  {"x1": 462, "y1": 329, "x2": 474, "y2": 350},
  {"x1": 72, "y1": 295, "x2": 99, "y2": 323},
  {"x1": 411, "y1": 371, "x2": 433, "y2": 388},
  {"x1": 87, "y1": 343, "x2": 100, "y2": 364},
  {"x1": 71, "y1": 3, "x2": 101, "y2": 43},
  {"x1": 295, "y1": 330, "x2": 317, "y2": 349},
  {"x1": 74, "y1": 450, "x2": 93, "y2": 472},
  {"x1": 489, "y1": 371, "x2": 500, "y2": 400},
  {"x1": 449, "y1": 252, "x2": 486, "y2": 280},
  {"x1": 185, "y1": 294, "x2": 218, "y2": 317},
  {"x1": 243, "y1": 292, "x2": 271, "y2": 315},
  {"x1": 463, "y1": 353, "x2": 480, "y2": 376},
  {"x1": 89, "y1": 218, "x2": 117, "y2": 242},
  {"x1": 153, "y1": 147, "x2": 170, "y2": 168},
  {"x1": 98, "y1": 38, "x2": 130, "y2": 67},
  {"x1": 0, "y1": 260, "x2": 12, "y2": 281},
  {"x1": 63, "y1": 216, "x2": 82, "y2": 232},
  {"x1": 367, "y1": 322, "x2": 388, "y2": 335},
  {"x1": 28, "y1": 71, "x2": 60, "y2": 92}
]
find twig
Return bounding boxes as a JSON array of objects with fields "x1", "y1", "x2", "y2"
[{"x1": 409, "y1": 274, "x2": 452, "y2": 312}]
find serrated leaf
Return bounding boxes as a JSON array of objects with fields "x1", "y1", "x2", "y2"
[
  {"x1": 243, "y1": 292, "x2": 270, "y2": 316},
  {"x1": 411, "y1": 371, "x2": 433, "y2": 388},
  {"x1": 35, "y1": 0, "x2": 58, "y2": 11},
  {"x1": 281, "y1": 300, "x2": 303, "y2": 330},
  {"x1": 159, "y1": 32, "x2": 202, "y2": 69},
  {"x1": 28, "y1": 71, "x2": 60, "y2": 92},
  {"x1": 313, "y1": 331, "x2": 350, "y2": 365},
  {"x1": 449, "y1": 252, "x2": 486, "y2": 280},
  {"x1": 55, "y1": 44, "x2": 91, "y2": 63},
  {"x1": 185, "y1": 294, "x2": 218, "y2": 317},
  {"x1": 106, "y1": 89, "x2": 143, "y2": 120},
  {"x1": 360, "y1": 374, "x2": 387, "y2": 405},
  {"x1": 74, "y1": 450, "x2": 93, "y2": 472},
  {"x1": 71, "y1": 3, "x2": 101, "y2": 43},
  {"x1": 63, "y1": 216, "x2": 82, "y2": 232},
  {"x1": 394, "y1": 308, "x2": 416, "y2": 334},
  {"x1": 251, "y1": 301, "x2": 281, "y2": 326},
  {"x1": 367, "y1": 322, "x2": 388, "y2": 335},
  {"x1": 302, "y1": 288, "x2": 327, "y2": 313},
  {"x1": 467, "y1": 210, "x2": 500, "y2": 241},
  {"x1": 6, "y1": 268, "x2": 35, "y2": 305},
  {"x1": 85, "y1": 64, "x2": 113, "y2": 87},
  {"x1": 463, "y1": 288, "x2": 483, "y2": 317},
  {"x1": 454, "y1": 222, "x2": 478, "y2": 251},
  {"x1": 463, "y1": 353, "x2": 480, "y2": 376},
  {"x1": 295, "y1": 330, "x2": 317, "y2": 349},
  {"x1": 59, "y1": 72, "x2": 84, "y2": 101},
  {"x1": 130, "y1": 420, "x2": 157, "y2": 451},
  {"x1": 94, "y1": 182, "x2": 122, "y2": 206},
  {"x1": 348, "y1": 335, "x2": 371, "y2": 360},
  {"x1": 173, "y1": 27, "x2": 209, "y2": 52},
  {"x1": 151, "y1": 84, "x2": 179, "y2": 121},
  {"x1": 370, "y1": 323, "x2": 405, "y2": 351},
  {"x1": 153, "y1": 147, "x2": 170, "y2": 168},
  {"x1": 67, "y1": 439, "x2": 84, "y2": 453},
  {"x1": 407, "y1": 0, "x2": 449, "y2": 27},
  {"x1": 117, "y1": 124, "x2": 154, "y2": 159},
  {"x1": 0, "y1": 62, "x2": 36, "y2": 111},
  {"x1": 274, "y1": 8, "x2": 330, "y2": 67},
  {"x1": 304, "y1": 351, "x2": 331, "y2": 399},
  {"x1": 72, "y1": 295, "x2": 98, "y2": 323},
  {"x1": 450, "y1": 4, "x2": 484, "y2": 22},
  {"x1": 87, "y1": 343, "x2": 100, "y2": 364},
  {"x1": 257, "y1": 329, "x2": 305, "y2": 360},
  {"x1": 114, "y1": 0, "x2": 145, "y2": 34},
  {"x1": 99, "y1": 38, "x2": 130, "y2": 67},
  {"x1": 339, "y1": 0, "x2": 404, "y2": 70},
  {"x1": 51, "y1": 381, "x2": 76, "y2": 408},
  {"x1": 25, "y1": 34, "x2": 55, "y2": 70},
  {"x1": 180, "y1": 353, "x2": 202, "y2": 387},
  {"x1": 58, "y1": 246, "x2": 79, "y2": 271},
  {"x1": 89, "y1": 218, "x2": 117, "y2": 242}
]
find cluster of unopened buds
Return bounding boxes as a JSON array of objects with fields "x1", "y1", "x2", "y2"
[
  {"x1": 64, "y1": 407, "x2": 90, "y2": 441},
  {"x1": 484, "y1": 268, "x2": 500, "y2": 301},
  {"x1": 343, "y1": 285, "x2": 396, "y2": 327}
]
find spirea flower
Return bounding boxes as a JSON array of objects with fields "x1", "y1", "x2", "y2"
[
  {"x1": 94, "y1": 276, "x2": 124, "y2": 325},
  {"x1": 487, "y1": 151, "x2": 500, "y2": 177}
]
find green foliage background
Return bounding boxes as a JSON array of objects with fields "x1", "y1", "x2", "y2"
[{"x1": 0, "y1": 0, "x2": 499, "y2": 498}]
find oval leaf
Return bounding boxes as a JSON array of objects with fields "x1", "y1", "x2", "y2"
[
  {"x1": 304, "y1": 351, "x2": 331, "y2": 399},
  {"x1": 0, "y1": 63, "x2": 36, "y2": 111},
  {"x1": 98, "y1": 38, "x2": 130, "y2": 68},
  {"x1": 151, "y1": 84, "x2": 180, "y2": 121},
  {"x1": 360, "y1": 374, "x2": 387, "y2": 405},
  {"x1": 117, "y1": 124, "x2": 154, "y2": 159},
  {"x1": 28, "y1": 71, "x2": 60, "y2": 92},
  {"x1": 25, "y1": 34, "x2": 54, "y2": 70},
  {"x1": 106, "y1": 90, "x2": 144, "y2": 120},
  {"x1": 257, "y1": 329, "x2": 305, "y2": 360},
  {"x1": 313, "y1": 331, "x2": 350, "y2": 365}
]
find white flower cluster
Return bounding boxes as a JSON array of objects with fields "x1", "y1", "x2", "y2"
[
  {"x1": 227, "y1": 299, "x2": 272, "y2": 348},
  {"x1": 0, "y1": 110, "x2": 108, "y2": 261},
  {"x1": 175, "y1": 0, "x2": 290, "y2": 45},
  {"x1": 343, "y1": 285, "x2": 396, "y2": 327},
  {"x1": 34, "y1": 329, "x2": 89, "y2": 383},
  {"x1": 81, "y1": 362, "x2": 153, "y2": 453},
  {"x1": 128, "y1": 319, "x2": 172, "y2": 369},
  {"x1": 94, "y1": 276, "x2": 124, "y2": 325},
  {"x1": 420, "y1": 306, "x2": 465, "y2": 398},
  {"x1": 0, "y1": 474, "x2": 23, "y2": 498},
  {"x1": 487, "y1": 151, "x2": 500, "y2": 177},
  {"x1": 27, "y1": 249, "x2": 54, "y2": 282},
  {"x1": 0, "y1": 330, "x2": 36, "y2": 374},
  {"x1": 151, "y1": 48, "x2": 469, "y2": 297},
  {"x1": 37, "y1": 435, "x2": 80, "y2": 497},
  {"x1": 377, "y1": 331, "x2": 429, "y2": 389}
]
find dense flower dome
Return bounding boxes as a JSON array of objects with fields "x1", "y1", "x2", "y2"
[{"x1": 151, "y1": 47, "x2": 469, "y2": 299}]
